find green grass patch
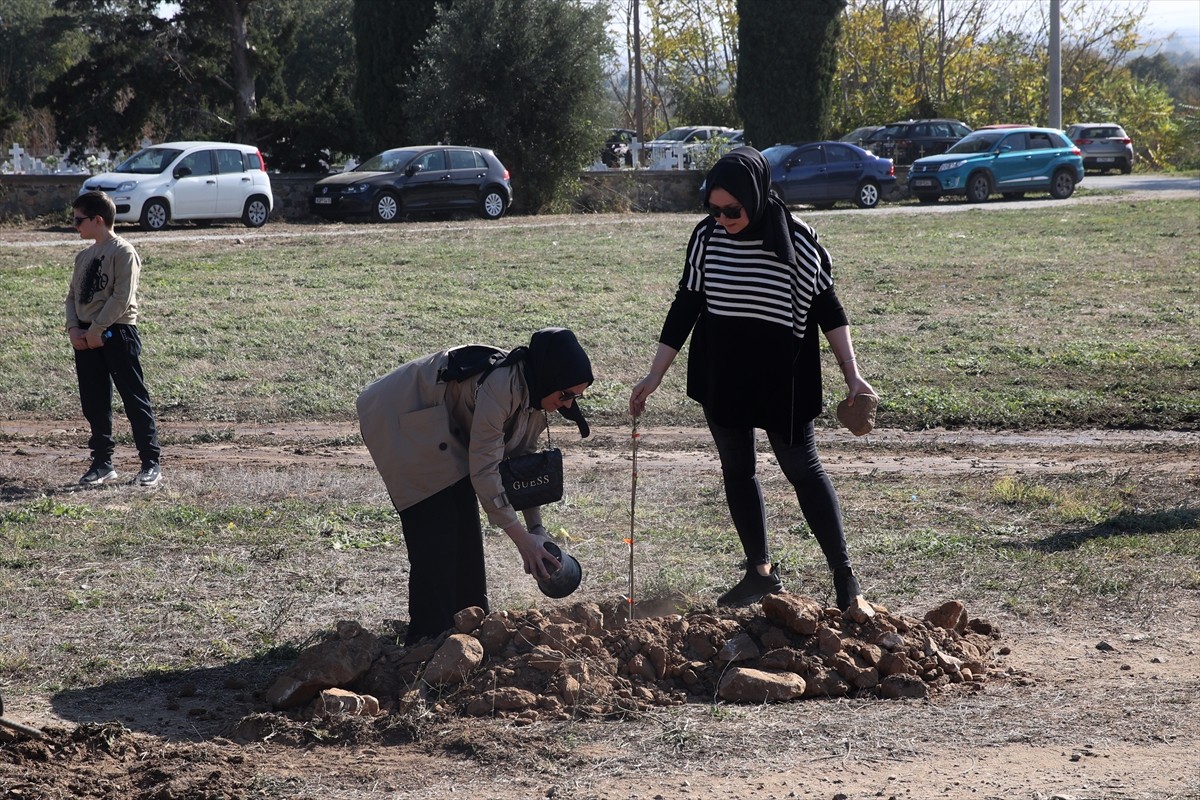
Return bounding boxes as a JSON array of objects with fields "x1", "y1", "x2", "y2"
[{"x1": 2, "y1": 201, "x2": 1196, "y2": 429}]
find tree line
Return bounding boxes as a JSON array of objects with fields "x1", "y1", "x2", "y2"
[{"x1": 1, "y1": 0, "x2": 1196, "y2": 213}]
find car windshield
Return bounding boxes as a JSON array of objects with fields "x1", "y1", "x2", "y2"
[
  {"x1": 115, "y1": 147, "x2": 184, "y2": 174},
  {"x1": 760, "y1": 146, "x2": 794, "y2": 168},
  {"x1": 655, "y1": 128, "x2": 695, "y2": 142},
  {"x1": 947, "y1": 134, "x2": 1004, "y2": 154},
  {"x1": 356, "y1": 149, "x2": 416, "y2": 172},
  {"x1": 869, "y1": 124, "x2": 909, "y2": 140}
]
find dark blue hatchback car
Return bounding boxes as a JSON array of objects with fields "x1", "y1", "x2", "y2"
[
  {"x1": 761, "y1": 142, "x2": 897, "y2": 209},
  {"x1": 907, "y1": 127, "x2": 1084, "y2": 203},
  {"x1": 310, "y1": 145, "x2": 513, "y2": 222}
]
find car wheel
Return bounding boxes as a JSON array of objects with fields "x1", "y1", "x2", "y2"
[
  {"x1": 1049, "y1": 168, "x2": 1076, "y2": 199},
  {"x1": 373, "y1": 192, "x2": 401, "y2": 222},
  {"x1": 478, "y1": 188, "x2": 508, "y2": 220},
  {"x1": 1121, "y1": 162, "x2": 1132, "y2": 175},
  {"x1": 139, "y1": 199, "x2": 169, "y2": 231},
  {"x1": 916, "y1": 193, "x2": 939, "y2": 204},
  {"x1": 854, "y1": 180, "x2": 880, "y2": 209},
  {"x1": 1001, "y1": 192, "x2": 1026, "y2": 200},
  {"x1": 966, "y1": 173, "x2": 991, "y2": 203},
  {"x1": 242, "y1": 195, "x2": 270, "y2": 228}
]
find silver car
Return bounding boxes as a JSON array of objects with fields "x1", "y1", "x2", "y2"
[{"x1": 1065, "y1": 123, "x2": 1134, "y2": 174}]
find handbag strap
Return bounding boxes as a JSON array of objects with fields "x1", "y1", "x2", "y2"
[{"x1": 542, "y1": 410, "x2": 552, "y2": 449}]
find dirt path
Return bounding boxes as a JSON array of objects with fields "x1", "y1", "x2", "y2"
[{"x1": 5, "y1": 420, "x2": 1198, "y2": 479}]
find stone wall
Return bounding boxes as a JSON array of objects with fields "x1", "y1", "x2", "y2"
[
  {"x1": 0, "y1": 170, "x2": 710, "y2": 223},
  {"x1": 0, "y1": 174, "x2": 91, "y2": 223}
]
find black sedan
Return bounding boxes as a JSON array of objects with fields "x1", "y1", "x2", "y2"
[
  {"x1": 761, "y1": 141, "x2": 897, "y2": 209},
  {"x1": 310, "y1": 146, "x2": 513, "y2": 222}
]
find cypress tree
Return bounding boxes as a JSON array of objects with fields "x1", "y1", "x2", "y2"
[
  {"x1": 736, "y1": 0, "x2": 846, "y2": 148},
  {"x1": 352, "y1": 0, "x2": 440, "y2": 155}
]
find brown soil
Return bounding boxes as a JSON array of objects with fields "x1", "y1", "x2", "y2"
[{"x1": 1, "y1": 424, "x2": 1198, "y2": 800}]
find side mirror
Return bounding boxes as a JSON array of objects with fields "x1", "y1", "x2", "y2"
[
  {"x1": 996, "y1": 145, "x2": 1012, "y2": 154},
  {"x1": 173, "y1": 166, "x2": 192, "y2": 179},
  {"x1": 405, "y1": 164, "x2": 423, "y2": 177}
]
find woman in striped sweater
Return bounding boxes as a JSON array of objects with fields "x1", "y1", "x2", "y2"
[{"x1": 629, "y1": 146, "x2": 876, "y2": 616}]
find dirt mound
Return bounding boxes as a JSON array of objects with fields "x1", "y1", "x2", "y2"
[{"x1": 259, "y1": 595, "x2": 1002, "y2": 726}]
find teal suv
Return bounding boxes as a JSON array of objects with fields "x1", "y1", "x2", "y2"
[{"x1": 906, "y1": 127, "x2": 1083, "y2": 204}]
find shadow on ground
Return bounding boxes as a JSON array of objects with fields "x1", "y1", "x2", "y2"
[
  {"x1": 1011, "y1": 506, "x2": 1199, "y2": 553},
  {"x1": 49, "y1": 652, "x2": 295, "y2": 741}
]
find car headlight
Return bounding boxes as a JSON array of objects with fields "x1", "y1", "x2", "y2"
[
  {"x1": 342, "y1": 183, "x2": 370, "y2": 194},
  {"x1": 938, "y1": 161, "x2": 966, "y2": 172},
  {"x1": 115, "y1": 180, "x2": 138, "y2": 192}
]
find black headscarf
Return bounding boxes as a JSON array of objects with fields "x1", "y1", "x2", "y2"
[
  {"x1": 703, "y1": 146, "x2": 797, "y2": 267},
  {"x1": 511, "y1": 327, "x2": 594, "y2": 438}
]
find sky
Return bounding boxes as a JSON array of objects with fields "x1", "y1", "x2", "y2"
[{"x1": 1131, "y1": 0, "x2": 1200, "y2": 56}]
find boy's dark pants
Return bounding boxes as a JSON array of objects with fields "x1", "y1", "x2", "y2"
[{"x1": 73, "y1": 323, "x2": 160, "y2": 466}]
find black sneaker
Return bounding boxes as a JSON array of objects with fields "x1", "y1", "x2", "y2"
[
  {"x1": 80, "y1": 462, "x2": 117, "y2": 485},
  {"x1": 136, "y1": 462, "x2": 161, "y2": 487},
  {"x1": 717, "y1": 566, "x2": 783, "y2": 607}
]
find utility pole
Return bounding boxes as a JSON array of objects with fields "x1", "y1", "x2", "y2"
[
  {"x1": 1049, "y1": 0, "x2": 1062, "y2": 128},
  {"x1": 634, "y1": 0, "x2": 644, "y2": 161}
]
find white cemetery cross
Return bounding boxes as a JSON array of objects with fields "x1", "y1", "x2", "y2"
[{"x1": 9, "y1": 143, "x2": 24, "y2": 173}]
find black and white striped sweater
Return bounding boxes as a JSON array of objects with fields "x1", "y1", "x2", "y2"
[{"x1": 659, "y1": 214, "x2": 849, "y2": 438}]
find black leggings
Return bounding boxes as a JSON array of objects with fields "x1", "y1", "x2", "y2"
[
  {"x1": 704, "y1": 408, "x2": 852, "y2": 577},
  {"x1": 397, "y1": 476, "x2": 489, "y2": 644}
]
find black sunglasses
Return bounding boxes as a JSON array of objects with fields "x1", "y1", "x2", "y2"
[
  {"x1": 559, "y1": 389, "x2": 584, "y2": 402},
  {"x1": 707, "y1": 203, "x2": 744, "y2": 220},
  {"x1": 72, "y1": 215, "x2": 92, "y2": 226}
]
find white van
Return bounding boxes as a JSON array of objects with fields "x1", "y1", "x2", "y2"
[{"x1": 80, "y1": 141, "x2": 273, "y2": 231}]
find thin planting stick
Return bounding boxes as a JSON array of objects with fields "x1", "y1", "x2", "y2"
[{"x1": 628, "y1": 417, "x2": 638, "y2": 623}]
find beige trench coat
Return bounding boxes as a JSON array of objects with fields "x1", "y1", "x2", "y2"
[{"x1": 356, "y1": 348, "x2": 549, "y2": 529}]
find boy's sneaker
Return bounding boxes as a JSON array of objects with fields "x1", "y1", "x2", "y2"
[
  {"x1": 717, "y1": 566, "x2": 783, "y2": 607},
  {"x1": 80, "y1": 462, "x2": 117, "y2": 485},
  {"x1": 136, "y1": 462, "x2": 161, "y2": 487}
]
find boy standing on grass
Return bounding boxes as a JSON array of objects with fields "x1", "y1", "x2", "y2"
[{"x1": 65, "y1": 190, "x2": 161, "y2": 487}]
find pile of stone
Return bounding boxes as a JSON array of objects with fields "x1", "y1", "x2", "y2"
[{"x1": 265, "y1": 594, "x2": 1001, "y2": 723}]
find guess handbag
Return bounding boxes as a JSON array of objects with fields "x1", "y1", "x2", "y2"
[{"x1": 499, "y1": 422, "x2": 563, "y2": 511}]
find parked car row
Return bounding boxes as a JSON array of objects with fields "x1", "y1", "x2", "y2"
[
  {"x1": 80, "y1": 120, "x2": 1125, "y2": 231},
  {"x1": 78, "y1": 141, "x2": 515, "y2": 230}
]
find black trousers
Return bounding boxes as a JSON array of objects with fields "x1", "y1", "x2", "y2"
[
  {"x1": 73, "y1": 323, "x2": 160, "y2": 466},
  {"x1": 398, "y1": 476, "x2": 489, "y2": 644},
  {"x1": 705, "y1": 409, "x2": 853, "y2": 578}
]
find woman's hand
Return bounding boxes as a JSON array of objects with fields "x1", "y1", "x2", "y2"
[
  {"x1": 506, "y1": 524, "x2": 560, "y2": 580},
  {"x1": 85, "y1": 328, "x2": 106, "y2": 349},
  {"x1": 844, "y1": 374, "x2": 876, "y2": 403},
  {"x1": 68, "y1": 327, "x2": 89, "y2": 351},
  {"x1": 629, "y1": 343, "x2": 680, "y2": 417},
  {"x1": 628, "y1": 373, "x2": 661, "y2": 417}
]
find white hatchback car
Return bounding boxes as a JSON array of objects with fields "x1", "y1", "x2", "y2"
[{"x1": 80, "y1": 141, "x2": 273, "y2": 231}]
